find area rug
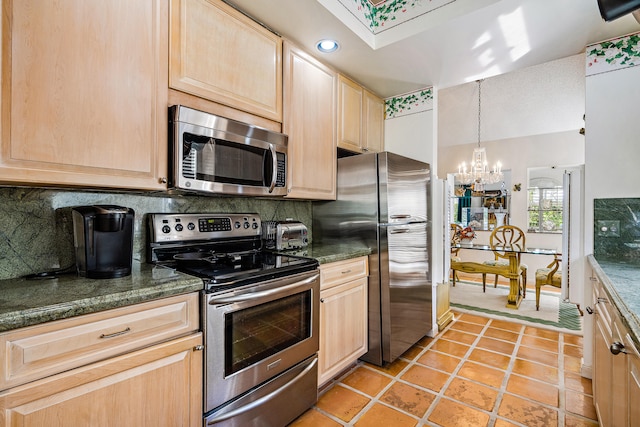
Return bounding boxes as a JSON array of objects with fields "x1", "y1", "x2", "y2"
[{"x1": 449, "y1": 280, "x2": 583, "y2": 335}]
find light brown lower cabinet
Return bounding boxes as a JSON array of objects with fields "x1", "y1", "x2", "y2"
[
  {"x1": 318, "y1": 257, "x2": 368, "y2": 385},
  {"x1": 0, "y1": 333, "x2": 202, "y2": 426},
  {"x1": 0, "y1": 293, "x2": 202, "y2": 427},
  {"x1": 591, "y1": 268, "x2": 640, "y2": 427}
]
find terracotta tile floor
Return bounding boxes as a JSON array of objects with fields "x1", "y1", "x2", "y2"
[{"x1": 290, "y1": 311, "x2": 598, "y2": 427}]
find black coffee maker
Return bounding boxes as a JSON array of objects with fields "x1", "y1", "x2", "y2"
[{"x1": 72, "y1": 205, "x2": 135, "y2": 279}]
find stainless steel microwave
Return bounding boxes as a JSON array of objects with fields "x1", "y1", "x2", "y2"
[{"x1": 169, "y1": 105, "x2": 288, "y2": 196}]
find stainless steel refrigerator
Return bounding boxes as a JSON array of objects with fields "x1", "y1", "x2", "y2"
[{"x1": 313, "y1": 152, "x2": 432, "y2": 365}]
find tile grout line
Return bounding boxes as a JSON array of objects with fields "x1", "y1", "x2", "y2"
[
  {"x1": 489, "y1": 321, "x2": 526, "y2": 427},
  {"x1": 558, "y1": 332, "x2": 566, "y2": 427},
  {"x1": 418, "y1": 314, "x2": 493, "y2": 425}
]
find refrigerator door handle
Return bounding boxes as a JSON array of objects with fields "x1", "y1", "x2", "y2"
[
  {"x1": 389, "y1": 228, "x2": 410, "y2": 234},
  {"x1": 390, "y1": 214, "x2": 411, "y2": 219}
]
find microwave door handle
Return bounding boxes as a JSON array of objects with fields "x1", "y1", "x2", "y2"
[{"x1": 268, "y1": 143, "x2": 277, "y2": 193}]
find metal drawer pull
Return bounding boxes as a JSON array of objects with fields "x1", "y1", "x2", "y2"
[
  {"x1": 99, "y1": 327, "x2": 131, "y2": 339},
  {"x1": 341, "y1": 269, "x2": 352, "y2": 274},
  {"x1": 610, "y1": 341, "x2": 628, "y2": 355},
  {"x1": 585, "y1": 306, "x2": 594, "y2": 315}
]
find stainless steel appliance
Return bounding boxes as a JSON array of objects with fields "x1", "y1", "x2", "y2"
[
  {"x1": 169, "y1": 105, "x2": 288, "y2": 196},
  {"x1": 147, "y1": 213, "x2": 319, "y2": 427},
  {"x1": 313, "y1": 152, "x2": 432, "y2": 365},
  {"x1": 262, "y1": 220, "x2": 309, "y2": 250},
  {"x1": 71, "y1": 205, "x2": 134, "y2": 279}
]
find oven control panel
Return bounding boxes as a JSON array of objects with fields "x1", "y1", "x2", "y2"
[{"x1": 148, "y1": 213, "x2": 261, "y2": 243}]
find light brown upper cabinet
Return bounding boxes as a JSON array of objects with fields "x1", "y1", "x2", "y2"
[
  {"x1": 283, "y1": 42, "x2": 337, "y2": 200},
  {"x1": 337, "y1": 75, "x2": 384, "y2": 154},
  {"x1": 364, "y1": 89, "x2": 385, "y2": 153},
  {"x1": 170, "y1": 0, "x2": 282, "y2": 123},
  {"x1": 0, "y1": 0, "x2": 169, "y2": 190}
]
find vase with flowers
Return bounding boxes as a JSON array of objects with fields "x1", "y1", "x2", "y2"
[{"x1": 455, "y1": 226, "x2": 476, "y2": 246}]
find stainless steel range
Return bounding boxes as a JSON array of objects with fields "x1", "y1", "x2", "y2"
[{"x1": 148, "y1": 213, "x2": 320, "y2": 427}]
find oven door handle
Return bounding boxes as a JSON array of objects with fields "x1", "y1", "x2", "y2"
[
  {"x1": 206, "y1": 357, "x2": 318, "y2": 425},
  {"x1": 208, "y1": 273, "x2": 319, "y2": 305}
]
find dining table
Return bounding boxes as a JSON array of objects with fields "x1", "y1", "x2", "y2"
[{"x1": 452, "y1": 244, "x2": 559, "y2": 309}]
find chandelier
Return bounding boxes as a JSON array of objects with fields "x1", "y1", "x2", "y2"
[{"x1": 454, "y1": 79, "x2": 503, "y2": 191}]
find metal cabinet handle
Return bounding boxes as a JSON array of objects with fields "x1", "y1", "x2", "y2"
[
  {"x1": 585, "y1": 306, "x2": 594, "y2": 315},
  {"x1": 610, "y1": 341, "x2": 628, "y2": 355},
  {"x1": 320, "y1": 298, "x2": 325, "y2": 303},
  {"x1": 99, "y1": 327, "x2": 131, "y2": 339},
  {"x1": 341, "y1": 269, "x2": 352, "y2": 274}
]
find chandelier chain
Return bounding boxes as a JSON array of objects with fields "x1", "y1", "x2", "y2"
[
  {"x1": 477, "y1": 79, "x2": 482, "y2": 148},
  {"x1": 453, "y1": 78, "x2": 503, "y2": 188}
]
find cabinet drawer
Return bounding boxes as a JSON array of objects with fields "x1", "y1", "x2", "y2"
[
  {"x1": 320, "y1": 257, "x2": 368, "y2": 290},
  {"x1": 0, "y1": 293, "x2": 199, "y2": 391}
]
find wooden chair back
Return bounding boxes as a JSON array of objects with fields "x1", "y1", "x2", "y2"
[
  {"x1": 450, "y1": 224, "x2": 462, "y2": 257},
  {"x1": 489, "y1": 225, "x2": 526, "y2": 262}
]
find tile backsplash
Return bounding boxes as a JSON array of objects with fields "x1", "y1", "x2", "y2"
[
  {"x1": 594, "y1": 198, "x2": 640, "y2": 259},
  {"x1": 0, "y1": 187, "x2": 311, "y2": 280}
]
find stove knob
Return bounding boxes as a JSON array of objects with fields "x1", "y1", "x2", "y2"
[
  {"x1": 175, "y1": 224, "x2": 183, "y2": 232},
  {"x1": 187, "y1": 222, "x2": 196, "y2": 231},
  {"x1": 234, "y1": 221, "x2": 241, "y2": 229},
  {"x1": 252, "y1": 223, "x2": 259, "y2": 229},
  {"x1": 243, "y1": 222, "x2": 250, "y2": 229},
  {"x1": 162, "y1": 225, "x2": 171, "y2": 234}
]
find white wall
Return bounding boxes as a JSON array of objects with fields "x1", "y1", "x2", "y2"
[
  {"x1": 438, "y1": 53, "x2": 586, "y2": 148},
  {"x1": 384, "y1": 110, "x2": 434, "y2": 164},
  {"x1": 582, "y1": 56, "x2": 640, "y2": 377}
]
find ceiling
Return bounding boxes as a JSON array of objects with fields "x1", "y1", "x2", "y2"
[{"x1": 225, "y1": 0, "x2": 640, "y2": 98}]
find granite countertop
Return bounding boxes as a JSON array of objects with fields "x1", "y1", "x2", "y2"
[
  {"x1": 588, "y1": 255, "x2": 640, "y2": 348},
  {"x1": 283, "y1": 242, "x2": 372, "y2": 264},
  {"x1": 0, "y1": 262, "x2": 203, "y2": 333},
  {"x1": 0, "y1": 246, "x2": 371, "y2": 334}
]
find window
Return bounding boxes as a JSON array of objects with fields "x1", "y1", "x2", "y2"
[{"x1": 528, "y1": 186, "x2": 563, "y2": 233}]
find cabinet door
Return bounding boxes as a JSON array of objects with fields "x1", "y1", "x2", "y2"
[
  {"x1": 363, "y1": 89, "x2": 384, "y2": 153},
  {"x1": 170, "y1": 0, "x2": 282, "y2": 122},
  {"x1": 593, "y1": 310, "x2": 613, "y2": 426},
  {"x1": 283, "y1": 42, "x2": 336, "y2": 200},
  {"x1": 0, "y1": 0, "x2": 168, "y2": 190},
  {"x1": 319, "y1": 277, "x2": 368, "y2": 385},
  {"x1": 0, "y1": 333, "x2": 203, "y2": 427},
  {"x1": 337, "y1": 75, "x2": 363, "y2": 153},
  {"x1": 628, "y1": 342, "x2": 640, "y2": 425}
]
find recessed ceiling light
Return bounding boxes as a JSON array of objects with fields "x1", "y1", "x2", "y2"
[{"x1": 316, "y1": 39, "x2": 339, "y2": 53}]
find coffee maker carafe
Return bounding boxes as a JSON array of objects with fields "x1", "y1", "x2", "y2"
[{"x1": 72, "y1": 205, "x2": 134, "y2": 279}]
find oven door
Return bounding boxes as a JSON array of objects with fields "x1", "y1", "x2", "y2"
[
  {"x1": 170, "y1": 105, "x2": 287, "y2": 197},
  {"x1": 203, "y1": 269, "x2": 319, "y2": 412}
]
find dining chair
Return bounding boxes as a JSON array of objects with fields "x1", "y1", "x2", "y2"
[
  {"x1": 481, "y1": 225, "x2": 527, "y2": 296},
  {"x1": 535, "y1": 255, "x2": 561, "y2": 310},
  {"x1": 450, "y1": 224, "x2": 462, "y2": 284}
]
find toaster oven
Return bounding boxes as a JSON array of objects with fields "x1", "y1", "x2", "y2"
[{"x1": 262, "y1": 221, "x2": 309, "y2": 250}]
